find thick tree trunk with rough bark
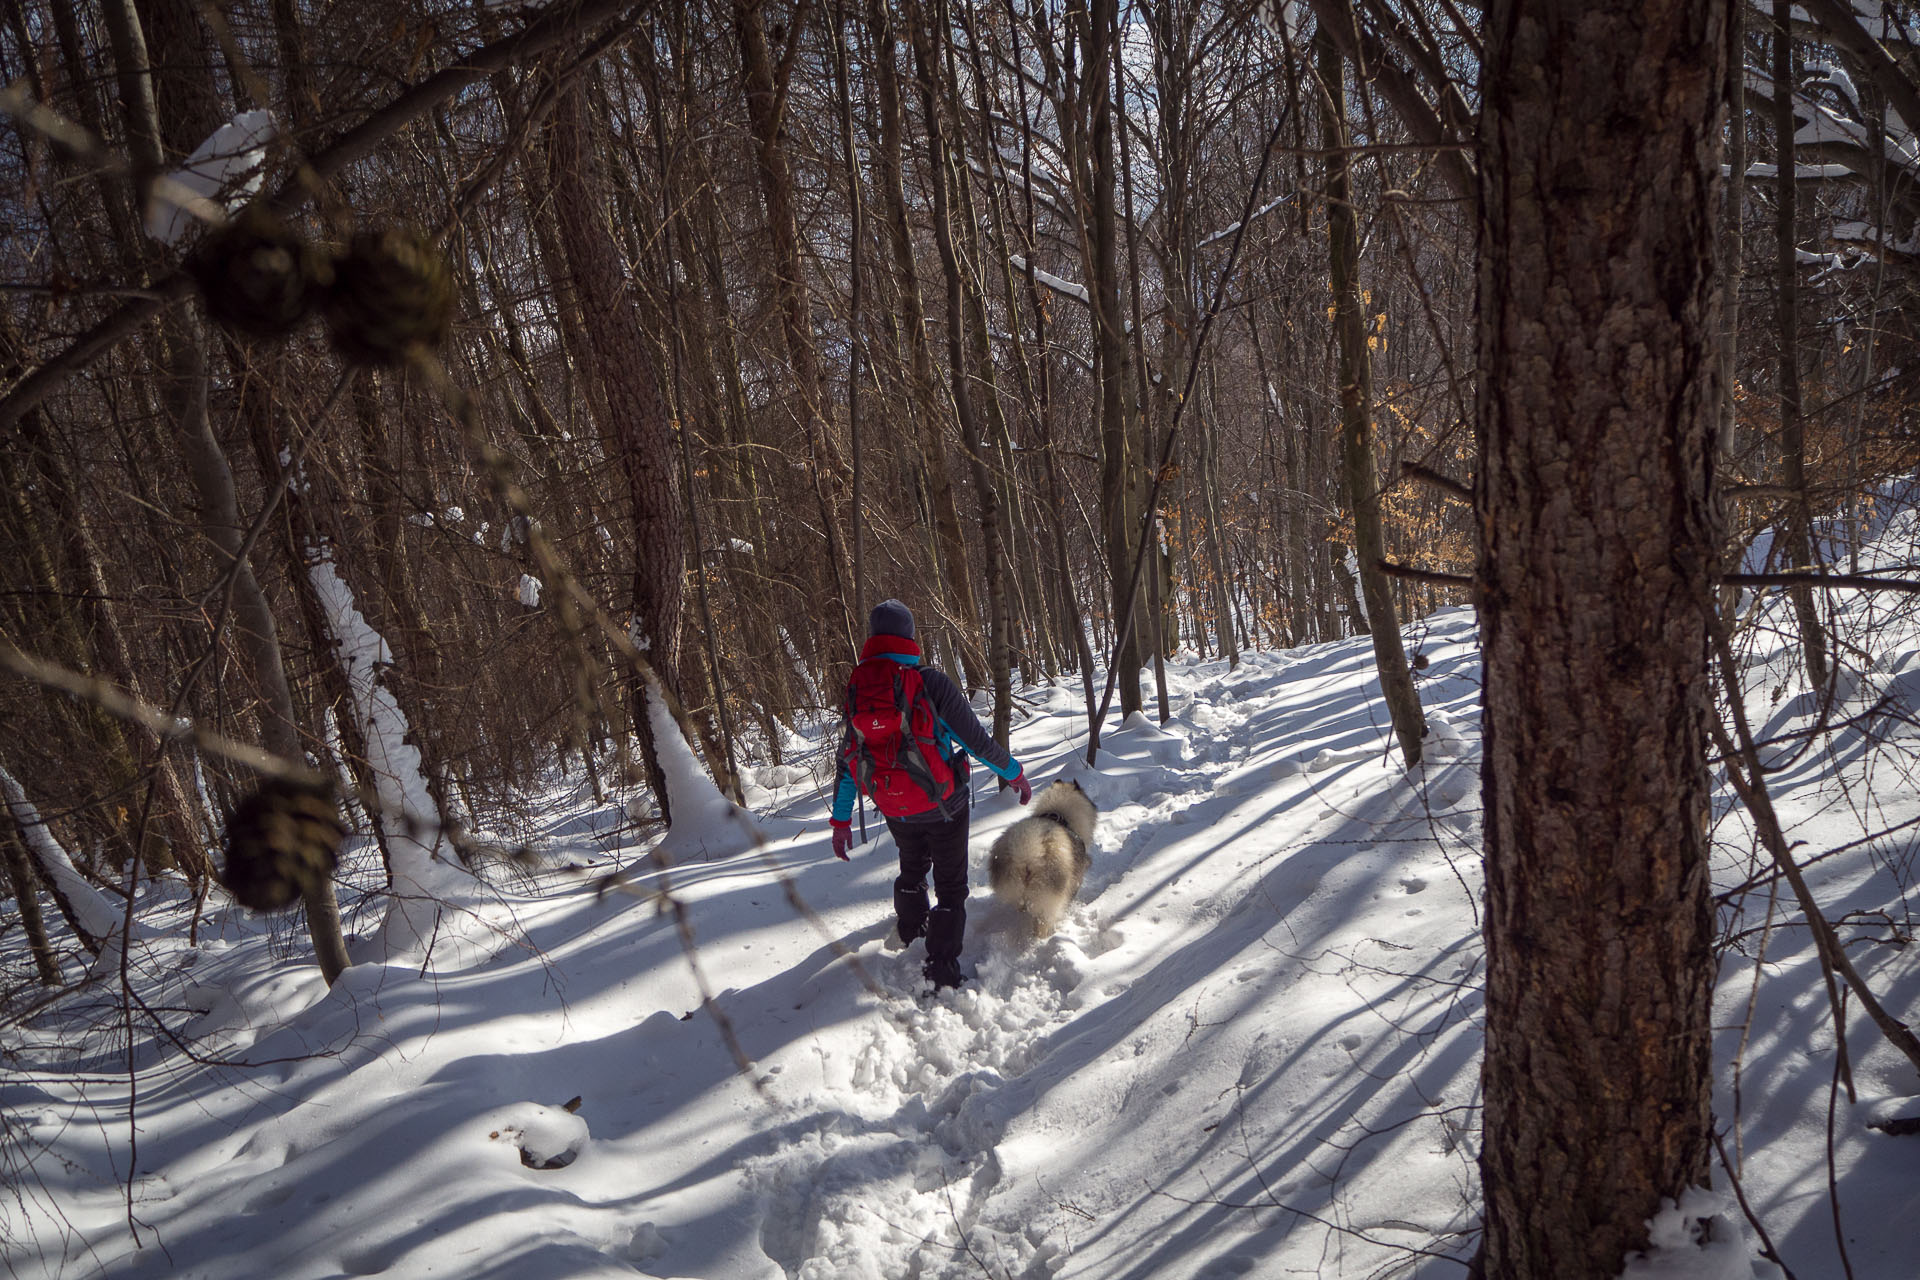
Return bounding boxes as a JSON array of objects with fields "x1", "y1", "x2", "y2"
[
  {"x1": 1476, "y1": 0, "x2": 1725, "y2": 1274},
  {"x1": 549, "y1": 80, "x2": 687, "y2": 819}
]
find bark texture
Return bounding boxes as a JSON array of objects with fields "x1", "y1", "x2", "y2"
[
  {"x1": 1476, "y1": 0, "x2": 1725, "y2": 1274},
  {"x1": 549, "y1": 80, "x2": 687, "y2": 817}
]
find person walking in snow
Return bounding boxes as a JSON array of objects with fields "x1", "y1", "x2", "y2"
[{"x1": 830, "y1": 600, "x2": 1030, "y2": 989}]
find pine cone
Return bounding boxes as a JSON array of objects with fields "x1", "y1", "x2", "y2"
[
  {"x1": 189, "y1": 210, "x2": 335, "y2": 340},
  {"x1": 324, "y1": 226, "x2": 454, "y2": 367},
  {"x1": 222, "y1": 777, "x2": 346, "y2": 911}
]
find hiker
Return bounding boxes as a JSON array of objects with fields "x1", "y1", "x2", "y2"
[{"x1": 830, "y1": 600, "x2": 1030, "y2": 989}]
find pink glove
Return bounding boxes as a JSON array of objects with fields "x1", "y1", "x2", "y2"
[
  {"x1": 830, "y1": 819, "x2": 852, "y2": 860},
  {"x1": 1010, "y1": 772, "x2": 1032, "y2": 805}
]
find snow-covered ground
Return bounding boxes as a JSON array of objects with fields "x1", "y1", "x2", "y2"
[{"x1": 6, "y1": 550, "x2": 1920, "y2": 1278}]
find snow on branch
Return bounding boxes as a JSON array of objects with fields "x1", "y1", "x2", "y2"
[
  {"x1": 0, "y1": 764, "x2": 127, "y2": 945},
  {"x1": 1735, "y1": 161, "x2": 1856, "y2": 179},
  {"x1": 1198, "y1": 194, "x2": 1295, "y2": 248},
  {"x1": 309, "y1": 551, "x2": 469, "y2": 960},
  {"x1": 145, "y1": 110, "x2": 276, "y2": 246},
  {"x1": 1008, "y1": 255, "x2": 1090, "y2": 307}
]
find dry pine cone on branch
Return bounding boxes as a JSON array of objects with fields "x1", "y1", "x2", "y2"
[
  {"x1": 222, "y1": 777, "x2": 347, "y2": 911},
  {"x1": 324, "y1": 226, "x2": 454, "y2": 368},
  {"x1": 188, "y1": 209, "x2": 335, "y2": 341}
]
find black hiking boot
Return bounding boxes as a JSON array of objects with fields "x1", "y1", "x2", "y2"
[
  {"x1": 893, "y1": 881, "x2": 928, "y2": 945},
  {"x1": 923, "y1": 904, "x2": 966, "y2": 989}
]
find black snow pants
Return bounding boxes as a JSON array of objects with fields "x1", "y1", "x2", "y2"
[{"x1": 886, "y1": 799, "x2": 971, "y2": 988}]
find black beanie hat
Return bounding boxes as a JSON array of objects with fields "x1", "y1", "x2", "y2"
[{"x1": 869, "y1": 599, "x2": 915, "y2": 640}]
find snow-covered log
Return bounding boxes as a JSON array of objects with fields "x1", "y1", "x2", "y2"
[
  {"x1": 0, "y1": 763, "x2": 126, "y2": 949},
  {"x1": 309, "y1": 552, "x2": 468, "y2": 959}
]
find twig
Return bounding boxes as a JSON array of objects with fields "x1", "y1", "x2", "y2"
[
  {"x1": 1377, "y1": 561, "x2": 1472, "y2": 589},
  {"x1": 1827, "y1": 987, "x2": 1856, "y2": 1280},
  {"x1": 1710, "y1": 618, "x2": 1920, "y2": 1083},
  {"x1": 1400, "y1": 459, "x2": 1473, "y2": 503},
  {"x1": 1711, "y1": 1127, "x2": 1799, "y2": 1280},
  {"x1": 0, "y1": 642, "x2": 319, "y2": 787},
  {"x1": 1727, "y1": 570, "x2": 1920, "y2": 593}
]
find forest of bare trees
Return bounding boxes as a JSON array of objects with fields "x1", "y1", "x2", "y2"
[{"x1": 6, "y1": 0, "x2": 1920, "y2": 1274}]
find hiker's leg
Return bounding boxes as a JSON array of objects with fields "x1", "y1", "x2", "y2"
[
  {"x1": 923, "y1": 808, "x2": 971, "y2": 988},
  {"x1": 926, "y1": 809, "x2": 971, "y2": 912},
  {"x1": 888, "y1": 818, "x2": 933, "y2": 943}
]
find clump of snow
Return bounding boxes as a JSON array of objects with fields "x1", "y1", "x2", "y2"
[
  {"x1": 487, "y1": 1101, "x2": 588, "y2": 1170},
  {"x1": 1008, "y1": 253, "x2": 1091, "y2": 305},
  {"x1": 644, "y1": 679, "x2": 766, "y2": 863},
  {"x1": 517, "y1": 573, "x2": 542, "y2": 608},
  {"x1": 1617, "y1": 1186, "x2": 1755, "y2": 1280},
  {"x1": 1255, "y1": 0, "x2": 1306, "y2": 43},
  {"x1": 145, "y1": 110, "x2": 275, "y2": 245}
]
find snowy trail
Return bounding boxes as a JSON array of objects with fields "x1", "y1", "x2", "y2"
[{"x1": 696, "y1": 616, "x2": 1490, "y2": 1279}]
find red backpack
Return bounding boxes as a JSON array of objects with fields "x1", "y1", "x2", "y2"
[{"x1": 841, "y1": 659, "x2": 959, "y2": 818}]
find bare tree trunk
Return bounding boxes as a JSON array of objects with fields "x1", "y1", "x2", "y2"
[
  {"x1": 1772, "y1": 0, "x2": 1830, "y2": 689},
  {"x1": 864, "y1": 0, "x2": 988, "y2": 687},
  {"x1": 1075, "y1": 0, "x2": 1144, "y2": 719},
  {"x1": 1006, "y1": 9, "x2": 1092, "y2": 698},
  {"x1": 1476, "y1": 0, "x2": 1725, "y2": 1271},
  {"x1": 172, "y1": 325, "x2": 350, "y2": 983},
  {"x1": 0, "y1": 432, "x2": 143, "y2": 872},
  {"x1": 548, "y1": 78, "x2": 689, "y2": 819},
  {"x1": 1147, "y1": 0, "x2": 1238, "y2": 669},
  {"x1": 1112, "y1": 10, "x2": 1170, "y2": 720},
  {"x1": 45, "y1": 0, "x2": 139, "y2": 246},
  {"x1": 832, "y1": 0, "x2": 868, "y2": 620},
  {"x1": 4, "y1": 824, "x2": 62, "y2": 985},
  {"x1": 1199, "y1": 383, "x2": 1240, "y2": 667},
  {"x1": 906, "y1": 0, "x2": 1012, "y2": 738},
  {"x1": 942, "y1": 0, "x2": 1035, "y2": 705},
  {"x1": 1719, "y1": 0, "x2": 1746, "y2": 462},
  {"x1": 111, "y1": 0, "x2": 348, "y2": 982},
  {"x1": 967, "y1": 2, "x2": 1059, "y2": 680},
  {"x1": 659, "y1": 10, "x2": 796, "y2": 746},
  {"x1": 735, "y1": 0, "x2": 857, "y2": 655},
  {"x1": 1317, "y1": 31, "x2": 1422, "y2": 767}
]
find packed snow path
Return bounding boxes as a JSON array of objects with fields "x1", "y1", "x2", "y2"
[{"x1": 600, "y1": 609, "x2": 1492, "y2": 1280}]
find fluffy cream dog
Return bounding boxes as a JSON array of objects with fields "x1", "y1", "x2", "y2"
[{"x1": 987, "y1": 779, "x2": 1097, "y2": 939}]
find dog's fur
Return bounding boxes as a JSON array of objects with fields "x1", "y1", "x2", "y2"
[{"x1": 988, "y1": 779, "x2": 1097, "y2": 939}]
